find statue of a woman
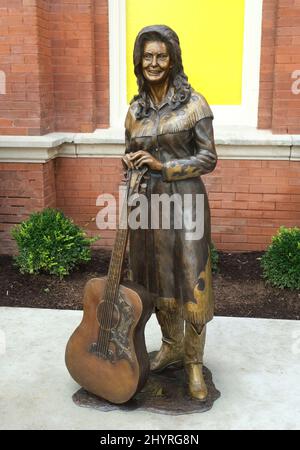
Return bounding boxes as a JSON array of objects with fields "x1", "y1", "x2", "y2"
[{"x1": 123, "y1": 25, "x2": 218, "y2": 402}]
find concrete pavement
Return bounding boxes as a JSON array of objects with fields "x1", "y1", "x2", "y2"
[{"x1": 0, "y1": 307, "x2": 299, "y2": 430}]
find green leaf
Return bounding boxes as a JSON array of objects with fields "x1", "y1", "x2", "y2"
[
  {"x1": 261, "y1": 227, "x2": 300, "y2": 290},
  {"x1": 10, "y1": 208, "x2": 100, "y2": 278}
]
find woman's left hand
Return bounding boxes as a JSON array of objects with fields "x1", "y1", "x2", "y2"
[{"x1": 129, "y1": 150, "x2": 163, "y2": 171}]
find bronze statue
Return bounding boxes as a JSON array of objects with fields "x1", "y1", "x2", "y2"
[{"x1": 123, "y1": 25, "x2": 217, "y2": 402}]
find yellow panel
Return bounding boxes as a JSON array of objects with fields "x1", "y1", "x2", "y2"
[{"x1": 126, "y1": 0, "x2": 245, "y2": 105}]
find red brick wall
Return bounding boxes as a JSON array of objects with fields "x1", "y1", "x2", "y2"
[
  {"x1": 37, "y1": 0, "x2": 55, "y2": 135},
  {"x1": 0, "y1": 0, "x2": 109, "y2": 135},
  {"x1": 206, "y1": 159, "x2": 300, "y2": 251},
  {"x1": 1, "y1": 157, "x2": 300, "y2": 255},
  {"x1": 43, "y1": 158, "x2": 56, "y2": 207},
  {"x1": 55, "y1": 157, "x2": 123, "y2": 248},
  {"x1": 95, "y1": 0, "x2": 109, "y2": 128},
  {"x1": 0, "y1": 0, "x2": 48, "y2": 135},
  {"x1": 56, "y1": 158, "x2": 300, "y2": 253},
  {"x1": 258, "y1": 0, "x2": 300, "y2": 133},
  {"x1": 0, "y1": 159, "x2": 56, "y2": 253},
  {"x1": 258, "y1": 0, "x2": 278, "y2": 129},
  {"x1": 272, "y1": 0, "x2": 300, "y2": 133},
  {"x1": 50, "y1": 0, "x2": 97, "y2": 133}
]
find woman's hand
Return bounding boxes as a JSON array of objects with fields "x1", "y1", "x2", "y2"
[
  {"x1": 122, "y1": 154, "x2": 135, "y2": 170},
  {"x1": 128, "y1": 151, "x2": 163, "y2": 171}
]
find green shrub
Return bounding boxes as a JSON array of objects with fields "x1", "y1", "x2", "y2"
[
  {"x1": 211, "y1": 242, "x2": 219, "y2": 273},
  {"x1": 11, "y1": 208, "x2": 98, "y2": 277},
  {"x1": 261, "y1": 226, "x2": 300, "y2": 290}
]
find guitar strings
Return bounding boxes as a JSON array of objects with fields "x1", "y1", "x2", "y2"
[
  {"x1": 98, "y1": 251, "x2": 119, "y2": 354},
  {"x1": 102, "y1": 227, "x2": 127, "y2": 356},
  {"x1": 97, "y1": 198, "x2": 126, "y2": 354},
  {"x1": 97, "y1": 258, "x2": 116, "y2": 354},
  {"x1": 103, "y1": 229, "x2": 128, "y2": 356},
  {"x1": 102, "y1": 182, "x2": 131, "y2": 356},
  {"x1": 97, "y1": 231, "x2": 120, "y2": 354},
  {"x1": 100, "y1": 236, "x2": 120, "y2": 353},
  {"x1": 97, "y1": 184, "x2": 130, "y2": 356},
  {"x1": 102, "y1": 229, "x2": 127, "y2": 356},
  {"x1": 97, "y1": 242, "x2": 120, "y2": 354}
]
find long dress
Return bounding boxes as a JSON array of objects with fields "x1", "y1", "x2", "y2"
[{"x1": 124, "y1": 87, "x2": 218, "y2": 326}]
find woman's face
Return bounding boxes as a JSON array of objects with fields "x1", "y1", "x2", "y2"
[{"x1": 142, "y1": 41, "x2": 172, "y2": 85}]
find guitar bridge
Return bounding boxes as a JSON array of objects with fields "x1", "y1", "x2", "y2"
[{"x1": 89, "y1": 343, "x2": 113, "y2": 361}]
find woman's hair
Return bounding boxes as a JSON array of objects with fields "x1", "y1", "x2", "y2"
[{"x1": 132, "y1": 25, "x2": 192, "y2": 119}]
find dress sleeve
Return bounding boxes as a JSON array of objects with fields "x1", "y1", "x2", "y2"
[{"x1": 162, "y1": 117, "x2": 218, "y2": 182}]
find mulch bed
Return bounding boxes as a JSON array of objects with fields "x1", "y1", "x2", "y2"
[{"x1": 0, "y1": 250, "x2": 299, "y2": 320}]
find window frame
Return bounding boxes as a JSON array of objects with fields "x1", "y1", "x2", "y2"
[{"x1": 107, "y1": 0, "x2": 263, "y2": 132}]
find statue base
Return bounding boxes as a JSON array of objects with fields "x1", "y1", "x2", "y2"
[{"x1": 72, "y1": 353, "x2": 220, "y2": 416}]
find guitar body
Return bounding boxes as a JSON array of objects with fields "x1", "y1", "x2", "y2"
[{"x1": 65, "y1": 277, "x2": 153, "y2": 404}]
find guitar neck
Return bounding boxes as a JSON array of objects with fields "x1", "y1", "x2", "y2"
[
  {"x1": 106, "y1": 227, "x2": 129, "y2": 297},
  {"x1": 103, "y1": 168, "x2": 147, "y2": 304},
  {"x1": 104, "y1": 188, "x2": 130, "y2": 301}
]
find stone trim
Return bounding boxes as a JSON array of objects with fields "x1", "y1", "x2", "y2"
[
  {"x1": 0, "y1": 128, "x2": 299, "y2": 163},
  {"x1": 291, "y1": 147, "x2": 300, "y2": 162}
]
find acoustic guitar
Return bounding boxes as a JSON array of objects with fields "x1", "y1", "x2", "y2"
[{"x1": 65, "y1": 168, "x2": 153, "y2": 404}]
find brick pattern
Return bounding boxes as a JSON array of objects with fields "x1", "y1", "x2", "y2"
[
  {"x1": 43, "y1": 158, "x2": 56, "y2": 207},
  {"x1": 49, "y1": 0, "x2": 97, "y2": 133},
  {"x1": 49, "y1": 0, "x2": 109, "y2": 132},
  {"x1": 0, "y1": 159, "x2": 56, "y2": 254},
  {"x1": 1, "y1": 158, "x2": 300, "y2": 255},
  {"x1": 206, "y1": 159, "x2": 300, "y2": 251},
  {"x1": 272, "y1": 0, "x2": 300, "y2": 133},
  {"x1": 95, "y1": 0, "x2": 109, "y2": 128},
  {"x1": 258, "y1": 0, "x2": 300, "y2": 133},
  {"x1": 37, "y1": 0, "x2": 55, "y2": 135},
  {"x1": 55, "y1": 157, "x2": 123, "y2": 249},
  {"x1": 0, "y1": 0, "x2": 109, "y2": 135},
  {"x1": 0, "y1": 0, "x2": 49, "y2": 135},
  {"x1": 258, "y1": 0, "x2": 278, "y2": 129}
]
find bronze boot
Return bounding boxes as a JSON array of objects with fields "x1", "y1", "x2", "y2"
[
  {"x1": 184, "y1": 323, "x2": 208, "y2": 402},
  {"x1": 150, "y1": 309, "x2": 184, "y2": 373}
]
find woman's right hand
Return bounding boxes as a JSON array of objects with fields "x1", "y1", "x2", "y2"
[
  {"x1": 123, "y1": 151, "x2": 163, "y2": 171},
  {"x1": 122, "y1": 153, "x2": 135, "y2": 170}
]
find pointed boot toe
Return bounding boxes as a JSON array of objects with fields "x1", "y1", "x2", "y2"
[{"x1": 186, "y1": 363, "x2": 208, "y2": 402}]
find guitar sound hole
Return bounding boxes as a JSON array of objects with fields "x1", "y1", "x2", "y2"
[{"x1": 97, "y1": 301, "x2": 120, "y2": 331}]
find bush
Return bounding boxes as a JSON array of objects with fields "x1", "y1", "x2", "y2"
[
  {"x1": 261, "y1": 226, "x2": 300, "y2": 290},
  {"x1": 11, "y1": 208, "x2": 98, "y2": 277},
  {"x1": 211, "y1": 242, "x2": 219, "y2": 273}
]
